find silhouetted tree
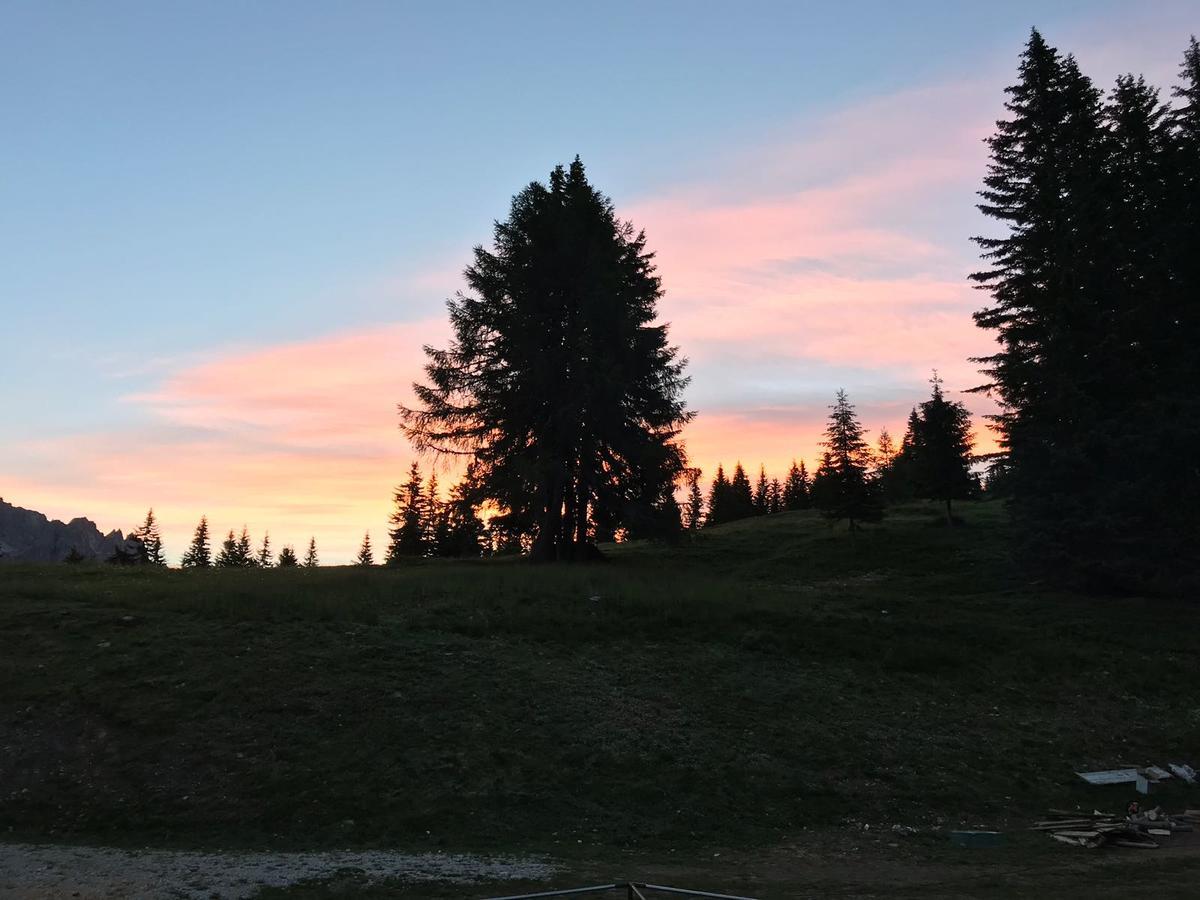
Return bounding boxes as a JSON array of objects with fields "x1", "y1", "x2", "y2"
[
  {"x1": 135, "y1": 508, "x2": 165, "y2": 566},
  {"x1": 108, "y1": 536, "x2": 146, "y2": 566},
  {"x1": 812, "y1": 390, "x2": 882, "y2": 530},
  {"x1": 356, "y1": 532, "x2": 375, "y2": 566},
  {"x1": 277, "y1": 545, "x2": 299, "y2": 567},
  {"x1": 768, "y1": 477, "x2": 783, "y2": 514},
  {"x1": 680, "y1": 467, "x2": 704, "y2": 533},
  {"x1": 752, "y1": 466, "x2": 769, "y2": 515},
  {"x1": 972, "y1": 30, "x2": 1200, "y2": 587},
  {"x1": 906, "y1": 374, "x2": 975, "y2": 523},
  {"x1": 217, "y1": 527, "x2": 253, "y2": 568},
  {"x1": 303, "y1": 538, "x2": 319, "y2": 568},
  {"x1": 216, "y1": 530, "x2": 239, "y2": 567},
  {"x1": 809, "y1": 451, "x2": 835, "y2": 511},
  {"x1": 400, "y1": 158, "x2": 692, "y2": 561},
  {"x1": 706, "y1": 464, "x2": 731, "y2": 527},
  {"x1": 64, "y1": 547, "x2": 86, "y2": 564},
  {"x1": 434, "y1": 465, "x2": 487, "y2": 557},
  {"x1": 257, "y1": 533, "x2": 273, "y2": 568},
  {"x1": 236, "y1": 527, "x2": 254, "y2": 567},
  {"x1": 180, "y1": 516, "x2": 211, "y2": 568},
  {"x1": 783, "y1": 460, "x2": 809, "y2": 511},
  {"x1": 424, "y1": 472, "x2": 442, "y2": 547},
  {"x1": 729, "y1": 463, "x2": 755, "y2": 521},
  {"x1": 388, "y1": 462, "x2": 426, "y2": 562},
  {"x1": 874, "y1": 429, "x2": 896, "y2": 478}
]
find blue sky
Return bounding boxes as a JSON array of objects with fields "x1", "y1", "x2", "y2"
[{"x1": 1, "y1": 1, "x2": 1194, "y2": 560}]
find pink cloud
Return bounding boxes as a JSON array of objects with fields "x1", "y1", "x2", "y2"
[{"x1": 7, "y1": 75, "x2": 1012, "y2": 559}]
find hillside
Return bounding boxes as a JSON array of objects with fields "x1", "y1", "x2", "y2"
[{"x1": 2, "y1": 501, "x2": 1198, "y2": 896}]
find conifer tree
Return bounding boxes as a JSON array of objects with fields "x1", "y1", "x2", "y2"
[
  {"x1": 277, "y1": 545, "x2": 299, "y2": 567},
  {"x1": 400, "y1": 158, "x2": 691, "y2": 561},
  {"x1": 874, "y1": 429, "x2": 896, "y2": 478},
  {"x1": 729, "y1": 463, "x2": 755, "y2": 521},
  {"x1": 809, "y1": 451, "x2": 835, "y2": 511},
  {"x1": 356, "y1": 532, "x2": 375, "y2": 566},
  {"x1": 434, "y1": 465, "x2": 487, "y2": 557},
  {"x1": 303, "y1": 538, "x2": 319, "y2": 568},
  {"x1": 388, "y1": 462, "x2": 427, "y2": 562},
  {"x1": 424, "y1": 472, "x2": 445, "y2": 549},
  {"x1": 1171, "y1": 39, "x2": 1200, "y2": 332},
  {"x1": 906, "y1": 374, "x2": 975, "y2": 523},
  {"x1": 753, "y1": 466, "x2": 769, "y2": 515},
  {"x1": 257, "y1": 532, "x2": 273, "y2": 568},
  {"x1": 216, "y1": 530, "x2": 239, "y2": 567},
  {"x1": 971, "y1": 30, "x2": 1200, "y2": 586},
  {"x1": 812, "y1": 390, "x2": 882, "y2": 530},
  {"x1": 135, "y1": 508, "x2": 166, "y2": 566},
  {"x1": 180, "y1": 516, "x2": 211, "y2": 568},
  {"x1": 235, "y1": 527, "x2": 254, "y2": 567},
  {"x1": 783, "y1": 460, "x2": 809, "y2": 511},
  {"x1": 682, "y1": 467, "x2": 704, "y2": 532},
  {"x1": 216, "y1": 532, "x2": 236, "y2": 566},
  {"x1": 768, "y1": 477, "x2": 783, "y2": 514},
  {"x1": 706, "y1": 464, "x2": 730, "y2": 527},
  {"x1": 883, "y1": 411, "x2": 921, "y2": 502}
]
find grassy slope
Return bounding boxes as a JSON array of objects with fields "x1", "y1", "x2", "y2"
[{"x1": 1, "y1": 502, "x2": 1198, "y2": 883}]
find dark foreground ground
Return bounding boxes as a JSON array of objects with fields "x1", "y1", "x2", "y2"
[{"x1": 1, "y1": 501, "x2": 1197, "y2": 897}]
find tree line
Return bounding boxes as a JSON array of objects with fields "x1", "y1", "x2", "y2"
[
  {"x1": 971, "y1": 30, "x2": 1200, "y2": 590},
  {"x1": 696, "y1": 376, "x2": 975, "y2": 532},
  {"x1": 84, "y1": 30, "x2": 1198, "y2": 588},
  {"x1": 171, "y1": 516, "x2": 319, "y2": 568}
]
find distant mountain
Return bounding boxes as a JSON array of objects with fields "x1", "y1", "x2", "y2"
[{"x1": 0, "y1": 497, "x2": 128, "y2": 563}]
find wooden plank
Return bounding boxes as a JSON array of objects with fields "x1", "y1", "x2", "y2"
[
  {"x1": 1051, "y1": 834, "x2": 1087, "y2": 846},
  {"x1": 1112, "y1": 839, "x2": 1158, "y2": 849}
]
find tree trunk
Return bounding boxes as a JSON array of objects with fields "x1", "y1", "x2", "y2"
[
  {"x1": 574, "y1": 478, "x2": 589, "y2": 550},
  {"x1": 531, "y1": 473, "x2": 563, "y2": 562},
  {"x1": 945, "y1": 497, "x2": 954, "y2": 526}
]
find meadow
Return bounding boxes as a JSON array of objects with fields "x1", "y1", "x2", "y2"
[{"x1": 2, "y1": 501, "x2": 1198, "y2": 896}]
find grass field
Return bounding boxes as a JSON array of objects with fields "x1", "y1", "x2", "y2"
[{"x1": 2, "y1": 501, "x2": 1198, "y2": 896}]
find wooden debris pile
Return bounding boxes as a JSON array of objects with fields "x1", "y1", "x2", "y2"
[{"x1": 1034, "y1": 808, "x2": 1199, "y2": 849}]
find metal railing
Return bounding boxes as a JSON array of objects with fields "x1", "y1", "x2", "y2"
[{"x1": 482, "y1": 882, "x2": 760, "y2": 900}]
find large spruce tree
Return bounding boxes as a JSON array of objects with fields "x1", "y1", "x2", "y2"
[{"x1": 400, "y1": 158, "x2": 692, "y2": 561}]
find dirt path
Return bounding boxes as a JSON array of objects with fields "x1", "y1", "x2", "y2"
[{"x1": 0, "y1": 842, "x2": 556, "y2": 899}]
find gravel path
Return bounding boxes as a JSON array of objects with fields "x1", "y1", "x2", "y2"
[{"x1": 0, "y1": 842, "x2": 556, "y2": 899}]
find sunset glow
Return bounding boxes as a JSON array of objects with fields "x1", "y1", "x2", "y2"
[{"x1": 2, "y1": 1, "x2": 1188, "y2": 561}]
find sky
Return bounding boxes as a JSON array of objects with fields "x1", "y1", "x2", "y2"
[{"x1": 1, "y1": 1, "x2": 1195, "y2": 562}]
